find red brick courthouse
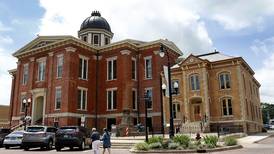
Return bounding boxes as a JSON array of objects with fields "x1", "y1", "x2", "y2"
[{"x1": 8, "y1": 11, "x2": 182, "y2": 134}]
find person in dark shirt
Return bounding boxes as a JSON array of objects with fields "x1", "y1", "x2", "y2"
[
  {"x1": 101, "y1": 128, "x2": 111, "y2": 154},
  {"x1": 91, "y1": 128, "x2": 100, "y2": 154}
]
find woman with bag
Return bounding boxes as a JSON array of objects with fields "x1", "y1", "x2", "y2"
[{"x1": 101, "y1": 128, "x2": 111, "y2": 154}]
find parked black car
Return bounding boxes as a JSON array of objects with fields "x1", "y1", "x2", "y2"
[
  {"x1": 22, "y1": 126, "x2": 57, "y2": 150},
  {"x1": 0, "y1": 128, "x2": 11, "y2": 147},
  {"x1": 55, "y1": 126, "x2": 91, "y2": 151}
]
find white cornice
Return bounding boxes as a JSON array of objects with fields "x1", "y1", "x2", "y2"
[
  {"x1": 65, "y1": 46, "x2": 77, "y2": 52},
  {"x1": 120, "y1": 49, "x2": 131, "y2": 55}
]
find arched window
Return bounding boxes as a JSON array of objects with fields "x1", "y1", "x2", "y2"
[
  {"x1": 219, "y1": 72, "x2": 231, "y2": 89},
  {"x1": 190, "y1": 74, "x2": 200, "y2": 90},
  {"x1": 221, "y1": 97, "x2": 233, "y2": 116}
]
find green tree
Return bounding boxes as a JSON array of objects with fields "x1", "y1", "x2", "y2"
[{"x1": 261, "y1": 103, "x2": 274, "y2": 124}]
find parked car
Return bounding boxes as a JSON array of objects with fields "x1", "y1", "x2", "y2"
[
  {"x1": 55, "y1": 126, "x2": 91, "y2": 151},
  {"x1": 264, "y1": 124, "x2": 270, "y2": 130},
  {"x1": 0, "y1": 128, "x2": 11, "y2": 147},
  {"x1": 3, "y1": 131, "x2": 24, "y2": 149},
  {"x1": 22, "y1": 126, "x2": 57, "y2": 150}
]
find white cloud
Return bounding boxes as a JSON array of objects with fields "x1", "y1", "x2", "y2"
[
  {"x1": 0, "y1": 48, "x2": 17, "y2": 105},
  {"x1": 0, "y1": 21, "x2": 12, "y2": 32},
  {"x1": 253, "y1": 37, "x2": 274, "y2": 103},
  {"x1": 250, "y1": 37, "x2": 274, "y2": 55},
  {"x1": 38, "y1": 0, "x2": 213, "y2": 53},
  {"x1": 0, "y1": 21, "x2": 16, "y2": 105},
  {"x1": 195, "y1": 0, "x2": 274, "y2": 31},
  {"x1": 0, "y1": 35, "x2": 13, "y2": 44}
]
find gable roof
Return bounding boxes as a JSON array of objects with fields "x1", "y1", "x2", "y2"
[
  {"x1": 197, "y1": 51, "x2": 234, "y2": 62},
  {"x1": 13, "y1": 35, "x2": 182, "y2": 58},
  {"x1": 13, "y1": 35, "x2": 73, "y2": 57}
]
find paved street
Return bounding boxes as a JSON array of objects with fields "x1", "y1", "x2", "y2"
[
  {"x1": 1, "y1": 134, "x2": 274, "y2": 154},
  {"x1": 0, "y1": 148, "x2": 131, "y2": 154}
]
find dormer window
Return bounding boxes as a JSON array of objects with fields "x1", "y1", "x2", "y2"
[
  {"x1": 93, "y1": 34, "x2": 99, "y2": 45},
  {"x1": 105, "y1": 37, "x2": 109, "y2": 45},
  {"x1": 83, "y1": 36, "x2": 87, "y2": 42}
]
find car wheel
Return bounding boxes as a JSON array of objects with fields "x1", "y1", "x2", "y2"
[
  {"x1": 56, "y1": 146, "x2": 61, "y2": 151},
  {"x1": 69, "y1": 146, "x2": 73, "y2": 150},
  {"x1": 24, "y1": 147, "x2": 29, "y2": 151},
  {"x1": 79, "y1": 140, "x2": 85, "y2": 150},
  {"x1": 89, "y1": 144, "x2": 92, "y2": 149},
  {"x1": 5, "y1": 146, "x2": 9, "y2": 149},
  {"x1": 46, "y1": 140, "x2": 53, "y2": 150}
]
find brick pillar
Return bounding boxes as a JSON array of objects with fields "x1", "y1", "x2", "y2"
[{"x1": 45, "y1": 52, "x2": 54, "y2": 125}]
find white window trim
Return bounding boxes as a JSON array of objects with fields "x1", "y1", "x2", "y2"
[
  {"x1": 190, "y1": 74, "x2": 200, "y2": 91},
  {"x1": 132, "y1": 88, "x2": 137, "y2": 110},
  {"x1": 22, "y1": 63, "x2": 29, "y2": 85},
  {"x1": 144, "y1": 56, "x2": 152, "y2": 79},
  {"x1": 221, "y1": 98, "x2": 233, "y2": 117},
  {"x1": 56, "y1": 54, "x2": 64, "y2": 79},
  {"x1": 55, "y1": 86, "x2": 62, "y2": 110},
  {"x1": 106, "y1": 56, "x2": 117, "y2": 81},
  {"x1": 37, "y1": 59, "x2": 46, "y2": 82},
  {"x1": 145, "y1": 87, "x2": 153, "y2": 110},
  {"x1": 93, "y1": 34, "x2": 100, "y2": 46},
  {"x1": 77, "y1": 87, "x2": 88, "y2": 111},
  {"x1": 219, "y1": 73, "x2": 231, "y2": 90},
  {"x1": 132, "y1": 57, "x2": 137, "y2": 80},
  {"x1": 78, "y1": 55, "x2": 89, "y2": 80},
  {"x1": 106, "y1": 87, "x2": 118, "y2": 111}
]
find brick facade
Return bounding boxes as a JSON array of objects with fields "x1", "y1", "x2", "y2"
[{"x1": 9, "y1": 36, "x2": 181, "y2": 135}]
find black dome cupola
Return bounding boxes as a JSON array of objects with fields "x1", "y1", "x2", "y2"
[
  {"x1": 80, "y1": 11, "x2": 112, "y2": 32},
  {"x1": 78, "y1": 11, "x2": 113, "y2": 46}
]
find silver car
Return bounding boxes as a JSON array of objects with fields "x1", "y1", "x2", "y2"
[
  {"x1": 22, "y1": 126, "x2": 57, "y2": 150},
  {"x1": 3, "y1": 131, "x2": 24, "y2": 149}
]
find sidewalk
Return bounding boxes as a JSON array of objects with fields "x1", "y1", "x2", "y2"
[{"x1": 237, "y1": 131, "x2": 274, "y2": 146}]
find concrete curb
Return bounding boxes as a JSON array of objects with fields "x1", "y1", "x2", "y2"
[
  {"x1": 129, "y1": 145, "x2": 243, "y2": 153},
  {"x1": 252, "y1": 133, "x2": 274, "y2": 143}
]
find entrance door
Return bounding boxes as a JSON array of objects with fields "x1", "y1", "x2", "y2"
[
  {"x1": 107, "y1": 118, "x2": 116, "y2": 131},
  {"x1": 33, "y1": 96, "x2": 44, "y2": 125},
  {"x1": 194, "y1": 105, "x2": 201, "y2": 121}
]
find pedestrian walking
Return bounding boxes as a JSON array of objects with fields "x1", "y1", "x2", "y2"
[
  {"x1": 91, "y1": 128, "x2": 101, "y2": 154},
  {"x1": 101, "y1": 128, "x2": 111, "y2": 154}
]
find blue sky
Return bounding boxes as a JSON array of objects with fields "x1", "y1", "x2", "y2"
[{"x1": 1, "y1": 0, "x2": 274, "y2": 105}]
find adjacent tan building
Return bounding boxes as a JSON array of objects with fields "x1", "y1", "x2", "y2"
[
  {"x1": 0, "y1": 105, "x2": 10, "y2": 128},
  {"x1": 163, "y1": 51, "x2": 263, "y2": 134}
]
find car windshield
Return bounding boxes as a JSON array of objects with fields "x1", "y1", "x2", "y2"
[
  {"x1": 60, "y1": 127, "x2": 77, "y2": 132},
  {"x1": 11, "y1": 131, "x2": 24, "y2": 135},
  {"x1": 27, "y1": 127, "x2": 45, "y2": 132}
]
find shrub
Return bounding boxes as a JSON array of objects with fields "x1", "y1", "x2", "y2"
[
  {"x1": 148, "y1": 142, "x2": 162, "y2": 149},
  {"x1": 203, "y1": 135, "x2": 218, "y2": 148},
  {"x1": 134, "y1": 142, "x2": 149, "y2": 151},
  {"x1": 148, "y1": 136, "x2": 163, "y2": 144},
  {"x1": 168, "y1": 142, "x2": 180, "y2": 149},
  {"x1": 162, "y1": 139, "x2": 172, "y2": 149},
  {"x1": 173, "y1": 134, "x2": 191, "y2": 148},
  {"x1": 188, "y1": 142, "x2": 196, "y2": 149},
  {"x1": 224, "y1": 137, "x2": 237, "y2": 146}
]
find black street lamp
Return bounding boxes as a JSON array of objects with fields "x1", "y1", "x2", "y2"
[
  {"x1": 144, "y1": 91, "x2": 151, "y2": 142},
  {"x1": 159, "y1": 44, "x2": 178, "y2": 138},
  {"x1": 23, "y1": 98, "x2": 31, "y2": 130}
]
